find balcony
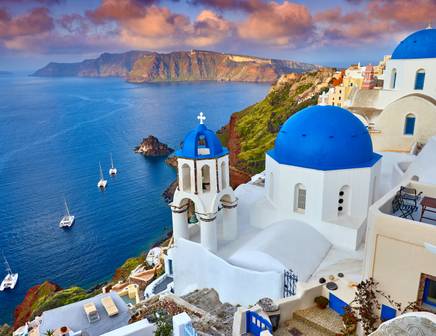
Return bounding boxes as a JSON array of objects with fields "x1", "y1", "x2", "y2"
[{"x1": 378, "y1": 182, "x2": 436, "y2": 225}]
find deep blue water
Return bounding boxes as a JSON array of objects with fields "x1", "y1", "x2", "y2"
[{"x1": 0, "y1": 75, "x2": 269, "y2": 323}]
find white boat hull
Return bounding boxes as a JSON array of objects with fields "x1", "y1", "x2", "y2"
[
  {"x1": 0, "y1": 273, "x2": 18, "y2": 291},
  {"x1": 109, "y1": 168, "x2": 117, "y2": 176},
  {"x1": 59, "y1": 215, "x2": 75, "y2": 228},
  {"x1": 98, "y1": 179, "x2": 108, "y2": 189}
]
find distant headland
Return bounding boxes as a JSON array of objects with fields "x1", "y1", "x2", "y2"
[
  {"x1": 32, "y1": 50, "x2": 319, "y2": 83},
  {"x1": 0, "y1": 71, "x2": 12, "y2": 75}
]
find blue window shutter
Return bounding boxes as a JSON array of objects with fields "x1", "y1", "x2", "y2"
[
  {"x1": 404, "y1": 116, "x2": 416, "y2": 135},
  {"x1": 415, "y1": 72, "x2": 425, "y2": 90},
  {"x1": 380, "y1": 304, "x2": 396, "y2": 321}
]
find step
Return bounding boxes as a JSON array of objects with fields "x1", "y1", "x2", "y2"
[
  {"x1": 292, "y1": 306, "x2": 344, "y2": 336},
  {"x1": 275, "y1": 318, "x2": 331, "y2": 336}
]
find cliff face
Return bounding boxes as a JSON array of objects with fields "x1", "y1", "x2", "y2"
[
  {"x1": 218, "y1": 68, "x2": 336, "y2": 176},
  {"x1": 33, "y1": 51, "x2": 151, "y2": 77},
  {"x1": 33, "y1": 50, "x2": 318, "y2": 82},
  {"x1": 14, "y1": 281, "x2": 61, "y2": 329}
]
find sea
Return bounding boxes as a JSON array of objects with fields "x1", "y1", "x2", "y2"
[{"x1": 0, "y1": 74, "x2": 269, "y2": 324}]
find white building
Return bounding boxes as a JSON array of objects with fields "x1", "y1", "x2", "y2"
[
  {"x1": 350, "y1": 27, "x2": 436, "y2": 152},
  {"x1": 169, "y1": 106, "x2": 382, "y2": 306}
]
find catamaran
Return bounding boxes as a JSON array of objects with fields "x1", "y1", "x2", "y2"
[
  {"x1": 0, "y1": 254, "x2": 18, "y2": 291},
  {"x1": 109, "y1": 153, "x2": 117, "y2": 176},
  {"x1": 59, "y1": 199, "x2": 75, "y2": 228},
  {"x1": 97, "y1": 162, "x2": 108, "y2": 189}
]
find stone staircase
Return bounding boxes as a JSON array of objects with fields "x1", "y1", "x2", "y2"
[{"x1": 276, "y1": 306, "x2": 344, "y2": 336}]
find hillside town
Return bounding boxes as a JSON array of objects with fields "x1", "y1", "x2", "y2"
[{"x1": 10, "y1": 27, "x2": 436, "y2": 336}]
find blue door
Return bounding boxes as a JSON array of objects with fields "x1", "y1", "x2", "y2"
[{"x1": 246, "y1": 311, "x2": 272, "y2": 336}]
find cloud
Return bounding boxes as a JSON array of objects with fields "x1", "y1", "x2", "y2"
[
  {"x1": 0, "y1": 7, "x2": 54, "y2": 39},
  {"x1": 237, "y1": 1, "x2": 314, "y2": 46},
  {"x1": 86, "y1": 0, "x2": 160, "y2": 23},
  {"x1": 188, "y1": 0, "x2": 266, "y2": 12},
  {"x1": 316, "y1": 0, "x2": 436, "y2": 45}
]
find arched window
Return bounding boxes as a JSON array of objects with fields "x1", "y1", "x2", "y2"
[
  {"x1": 338, "y1": 185, "x2": 350, "y2": 216},
  {"x1": 391, "y1": 68, "x2": 397, "y2": 89},
  {"x1": 221, "y1": 161, "x2": 227, "y2": 189},
  {"x1": 201, "y1": 165, "x2": 211, "y2": 192},
  {"x1": 404, "y1": 114, "x2": 416, "y2": 135},
  {"x1": 181, "y1": 164, "x2": 191, "y2": 192},
  {"x1": 294, "y1": 184, "x2": 306, "y2": 213},
  {"x1": 269, "y1": 172, "x2": 274, "y2": 201},
  {"x1": 414, "y1": 69, "x2": 425, "y2": 90}
]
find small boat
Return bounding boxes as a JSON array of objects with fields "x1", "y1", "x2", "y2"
[
  {"x1": 109, "y1": 153, "x2": 117, "y2": 176},
  {"x1": 59, "y1": 199, "x2": 75, "y2": 228},
  {"x1": 0, "y1": 254, "x2": 18, "y2": 291},
  {"x1": 97, "y1": 162, "x2": 108, "y2": 189}
]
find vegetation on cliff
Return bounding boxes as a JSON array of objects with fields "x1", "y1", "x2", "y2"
[
  {"x1": 33, "y1": 50, "x2": 318, "y2": 83},
  {"x1": 14, "y1": 281, "x2": 61, "y2": 329},
  {"x1": 112, "y1": 254, "x2": 145, "y2": 282},
  {"x1": 218, "y1": 69, "x2": 335, "y2": 175}
]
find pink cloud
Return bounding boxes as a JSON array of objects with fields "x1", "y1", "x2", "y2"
[
  {"x1": 0, "y1": 7, "x2": 54, "y2": 39},
  {"x1": 237, "y1": 1, "x2": 314, "y2": 46}
]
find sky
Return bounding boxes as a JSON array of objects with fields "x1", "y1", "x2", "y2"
[{"x1": 0, "y1": 0, "x2": 434, "y2": 71}]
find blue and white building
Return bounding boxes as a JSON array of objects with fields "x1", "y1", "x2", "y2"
[
  {"x1": 169, "y1": 106, "x2": 382, "y2": 306},
  {"x1": 350, "y1": 27, "x2": 436, "y2": 153}
]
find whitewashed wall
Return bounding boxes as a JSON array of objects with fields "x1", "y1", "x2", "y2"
[{"x1": 172, "y1": 239, "x2": 283, "y2": 306}]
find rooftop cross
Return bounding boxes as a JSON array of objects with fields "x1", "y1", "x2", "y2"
[{"x1": 197, "y1": 112, "x2": 206, "y2": 125}]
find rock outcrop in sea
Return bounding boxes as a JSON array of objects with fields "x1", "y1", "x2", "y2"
[
  {"x1": 134, "y1": 136, "x2": 174, "y2": 157},
  {"x1": 32, "y1": 50, "x2": 319, "y2": 83}
]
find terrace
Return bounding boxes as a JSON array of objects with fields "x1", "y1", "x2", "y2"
[{"x1": 379, "y1": 181, "x2": 436, "y2": 225}]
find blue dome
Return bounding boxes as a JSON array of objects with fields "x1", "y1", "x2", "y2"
[
  {"x1": 392, "y1": 28, "x2": 436, "y2": 59},
  {"x1": 176, "y1": 123, "x2": 228, "y2": 159},
  {"x1": 268, "y1": 105, "x2": 381, "y2": 170}
]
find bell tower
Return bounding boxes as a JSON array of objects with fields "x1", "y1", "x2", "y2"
[{"x1": 170, "y1": 113, "x2": 237, "y2": 253}]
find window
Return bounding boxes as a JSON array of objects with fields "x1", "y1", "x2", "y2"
[
  {"x1": 414, "y1": 69, "x2": 425, "y2": 90},
  {"x1": 201, "y1": 165, "x2": 211, "y2": 192},
  {"x1": 295, "y1": 184, "x2": 306, "y2": 213},
  {"x1": 197, "y1": 135, "x2": 210, "y2": 155},
  {"x1": 181, "y1": 164, "x2": 191, "y2": 192},
  {"x1": 423, "y1": 277, "x2": 436, "y2": 308},
  {"x1": 404, "y1": 114, "x2": 416, "y2": 135},
  {"x1": 221, "y1": 161, "x2": 227, "y2": 189},
  {"x1": 391, "y1": 68, "x2": 397, "y2": 89}
]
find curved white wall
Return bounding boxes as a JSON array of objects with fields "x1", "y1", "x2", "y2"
[{"x1": 172, "y1": 239, "x2": 282, "y2": 306}]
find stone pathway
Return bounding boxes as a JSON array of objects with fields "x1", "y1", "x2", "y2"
[{"x1": 275, "y1": 306, "x2": 345, "y2": 336}]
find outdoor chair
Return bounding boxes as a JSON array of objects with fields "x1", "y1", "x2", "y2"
[{"x1": 394, "y1": 186, "x2": 422, "y2": 219}]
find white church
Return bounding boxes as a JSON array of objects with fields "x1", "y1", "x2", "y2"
[
  {"x1": 166, "y1": 27, "x2": 436, "y2": 310},
  {"x1": 350, "y1": 27, "x2": 436, "y2": 153}
]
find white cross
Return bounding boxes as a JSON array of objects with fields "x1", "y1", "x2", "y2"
[{"x1": 197, "y1": 112, "x2": 206, "y2": 124}]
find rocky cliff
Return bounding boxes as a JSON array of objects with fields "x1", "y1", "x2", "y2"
[
  {"x1": 13, "y1": 281, "x2": 61, "y2": 329},
  {"x1": 33, "y1": 50, "x2": 318, "y2": 82},
  {"x1": 217, "y1": 68, "x2": 336, "y2": 176},
  {"x1": 135, "y1": 135, "x2": 174, "y2": 156}
]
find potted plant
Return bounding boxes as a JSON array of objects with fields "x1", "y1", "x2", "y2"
[{"x1": 314, "y1": 296, "x2": 329, "y2": 309}]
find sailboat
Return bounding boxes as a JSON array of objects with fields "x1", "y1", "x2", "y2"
[
  {"x1": 97, "y1": 162, "x2": 108, "y2": 189},
  {"x1": 109, "y1": 153, "x2": 117, "y2": 176},
  {"x1": 0, "y1": 254, "x2": 18, "y2": 291},
  {"x1": 59, "y1": 199, "x2": 75, "y2": 228}
]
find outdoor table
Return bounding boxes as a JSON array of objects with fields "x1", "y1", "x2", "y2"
[{"x1": 419, "y1": 196, "x2": 436, "y2": 222}]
